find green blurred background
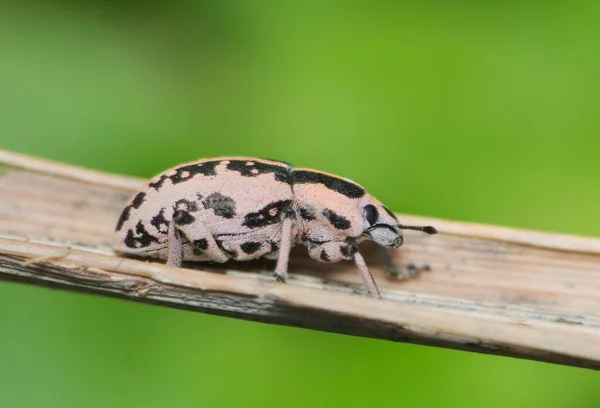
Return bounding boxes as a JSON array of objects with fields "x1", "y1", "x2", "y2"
[{"x1": 1, "y1": 1, "x2": 599, "y2": 407}]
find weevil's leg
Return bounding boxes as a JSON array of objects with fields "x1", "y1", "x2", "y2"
[
  {"x1": 170, "y1": 210, "x2": 230, "y2": 264},
  {"x1": 354, "y1": 251, "x2": 381, "y2": 299},
  {"x1": 377, "y1": 245, "x2": 430, "y2": 280},
  {"x1": 273, "y1": 216, "x2": 294, "y2": 283},
  {"x1": 166, "y1": 222, "x2": 183, "y2": 267}
]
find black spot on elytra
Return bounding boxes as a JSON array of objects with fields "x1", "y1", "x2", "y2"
[
  {"x1": 242, "y1": 200, "x2": 293, "y2": 228},
  {"x1": 131, "y1": 192, "x2": 146, "y2": 209},
  {"x1": 226, "y1": 160, "x2": 291, "y2": 183},
  {"x1": 241, "y1": 241, "x2": 261, "y2": 255},
  {"x1": 150, "y1": 208, "x2": 169, "y2": 233},
  {"x1": 148, "y1": 175, "x2": 168, "y2": 190},
  {"x1": 192, "y1": 238, "x2": 208, "y2": 255},
  {"x1": 116, "y1": 192, "x2": 147, "y2": 231},
  {"x1": 320, "y1": 250, "x2": 330, "y2": 262},
  {"x1": 115, "y1": 206, "x2": 131, "y2": 231},
  {"x1": 292, "y1": 170, "x2": 365, "y2": 198},
  {"x1": 202, "y1": 192, "x2": 236, "y2": 219},
  {"x1": 383, "y1": 206, "x2": 397, "y2": 221},
  {"x1": 124, "y1": 221, "x2": 160, "y2": 249},
  {"x1": 173, "y1": 210, "x2": 195, "y2": 225},
  {"x1": 149, "y1": 161, "x2": 219, "y2": 190},
  {"x1": 299, "y1": 206, "x2": 316, "y2": 221},
  {"x1": 340, "y1": 243, "x2": 357, "y2": 258},
  {"x1": 174, "y1": 198, "x2": 198, "y2": 212},
  {"x1": 322, "y1": 208, "x2": 351, "y2": 230}
]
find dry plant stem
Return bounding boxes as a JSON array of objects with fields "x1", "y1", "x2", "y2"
[{"x1": 1, "y1": 149, "x2": 600, "y2": 370}]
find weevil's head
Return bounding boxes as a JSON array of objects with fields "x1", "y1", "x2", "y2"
[{"x1": 359, "y1": 195, "x2": 438, "y2": 248}]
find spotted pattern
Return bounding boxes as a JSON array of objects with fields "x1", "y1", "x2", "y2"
[
  {"x1": 292, "y1": 170, "x2": 364, "y2": 198},
  {"x1": 174, "y1": 198, "x2": 198, "y2": 212},
  {"x1": 226, "y1": 160, "x2": 291, "y2": 183},
  {"x1": 115, "y1": 192, "x2": 147, "y2": 231},
  {"x1": 150, "y1": 208, "x2": 169, "y2": 233},
  {"x1": 193, "y1": 238, "x2": 209, "y2": 255},
  {"x1": 240, "y1": 241, "x2": 261, "y2": 255},
  {"x1": 202, "y1": 192, "x2": 236, "y2": 219},
  {"x1": 149, "y1": 161, "x2": 219, "y2": 190},
  {"x1": 124, "y1": 221, "x2": 160, "y2": 248},
  {"x1": 173, "y1": 210, "x2": 195, "y2": 225},
  {"x1": 299, "y1": 206, "x2": 316, "y2": 221},
  {"x1": 242, "y1": 200, "x2": 293, "y2": 228},
  {"x1": 322, "y1": 208, "x2": 351, "y2": 230}
]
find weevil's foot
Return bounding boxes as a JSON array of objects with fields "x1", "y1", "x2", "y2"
[
  {"x1": 385, "y1": 262, "x2": 430, "y2": 280},
  {"x1": 273, "y1": 272, "x2": 286, "y2": 283}
]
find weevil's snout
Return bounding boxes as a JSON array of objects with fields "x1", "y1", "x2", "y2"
[
  {"x1": 361, "y1": 200, "x2": 437, "y2": 247},
  {"x1": 369, "y1": 226, "x2": 403, "y2": 247},
  {"x1": 362, "y1": 202, "x2": 403, "y2": 247}
]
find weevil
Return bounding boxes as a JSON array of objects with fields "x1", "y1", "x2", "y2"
[{"x1": 113, "y1": 157, "x2": 437, "y2": 298}]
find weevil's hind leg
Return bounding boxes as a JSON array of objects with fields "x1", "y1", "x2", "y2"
[
  {"x1": 167, "y1": 222, "x2": 183, "y2": 267},
  {"x1": 354, "y1": 252, "x2": 381, "y2": 299},
  {"x1": 377, "y1": 245, "x2": 429, "y2": 280},
  {"x1": 273, "y1": 216, "x2": 294, "y2": 283}
]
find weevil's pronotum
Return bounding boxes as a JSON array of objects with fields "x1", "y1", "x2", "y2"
[{"x1": 113, "y1": 157, "x2": 437, "y2": 298}]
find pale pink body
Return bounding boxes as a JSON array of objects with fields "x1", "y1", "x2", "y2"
[{"x1": 114, "y1": 157, "x2": 437, "y2": 298}]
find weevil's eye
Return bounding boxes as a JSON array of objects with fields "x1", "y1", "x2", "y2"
[{"x1": 363, "y1": 204, "x2": 379, "y2": 225}]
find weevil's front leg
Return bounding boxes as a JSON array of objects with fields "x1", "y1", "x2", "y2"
[
  {"x1": 306, "y1": 240, "x2": 381, "y2": 299},
  {"x1": 273, "y1": 216, "x2": 294, "y2": 283},
  {"x1": 377, "y1": 245, "x2": 429, "y2": 280},
  {"x1": 354, "y1": 251, "x2": 381, "y2": 299}
]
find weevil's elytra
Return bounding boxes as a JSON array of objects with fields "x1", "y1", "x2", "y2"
[{"x1": 114, "y1": 157, "x2": 437, "y2": 298}]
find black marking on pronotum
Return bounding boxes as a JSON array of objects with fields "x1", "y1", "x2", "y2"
[
  {"x1": 240, "y1": 241, "x2": 261, "y2": 255},
  {"x1": 150, "y1": 208, "x2": 169, "y2": 233},
  {"x1": 322, "y1": 208, "x2": 351, "y2": 230},
  {"x1": 149, "y1": 161, "x2": 219, "y2": 190},
  {"x1": 363, "y1": 204, "x2": 379, "y2": 225},
  {"x1": 340, "y1": 243, "x2": 357, "y2": 258},
  {"x1": 173, "y1": 210, "x2": 195, "y2": 225},
  {"x1": 226, "y1": 160, "x2": 291, "y2": 183},
  {"x1": 292, "y1": 170, "x2": 365, "y2": 198},
  {"x1": 124, "y1": 221, "x2": 160, "y2": 248},
  {"x1": 202, "y1": 192, "x2": 236, "y2": 219},
  {"x1": 383, "y1": 206, "x2": 397, "y2": 221},
  {"x1": 320, "y1": 250, "x2": 330, "y2": 262},
  {"x1": 174, "y1": 198, "x2": 198, "y2": 212},
  {"x1": 115, "y1": 206, "x2": 131, "y2": 231},
  {"x1": 131, "y1": 192, "x2": 146, "y2": 209},
  {"x1": 242, "y1": 200, "x2": 293, "y2": 228},
  {"x1": 299, "y1": 206, "x2": 316, "y2": 221}
]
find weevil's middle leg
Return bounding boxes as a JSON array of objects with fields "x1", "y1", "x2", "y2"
[
  {"x1": 377, "y1": 245, "x2": 430, "y2": 280},
  {"x1": 273, "y1": 216, "x2": 294, "y2": 283}
]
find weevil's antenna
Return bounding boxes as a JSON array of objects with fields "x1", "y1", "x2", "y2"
[{"x1": 399, "y1": 225, "x2": 438, "y2": 235}]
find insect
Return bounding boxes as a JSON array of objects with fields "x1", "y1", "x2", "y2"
[{"x1": 113, "y1": 157, "x2": 437, "y2": 298}]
